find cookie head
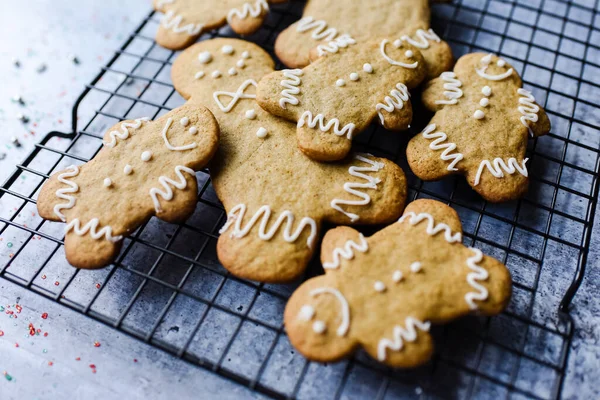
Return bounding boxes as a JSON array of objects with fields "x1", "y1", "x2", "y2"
[
  {"x1": 457, "y1": 53, "x2": 522, "y2": 87},
  {"x1": 378, "y1": 39, "x2": 426, "y2": 87}
]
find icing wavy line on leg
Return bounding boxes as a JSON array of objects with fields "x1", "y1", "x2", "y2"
[
  {"x1": 53, "y1": 165, "x2": 80, "y2": 222},
  {"x1": 474, "y1": 158, "x2": 528, "y2": 186},
  {"x1": 323, "y1": 234, "x2": 368, "y2": 269},
  {"x1": 377, "y1": 317, "x2": 431, "y2": 361},
  {"x1": 398, "y1": 211, "x2": 462, "y2": 243},
  {"x1": 227, "y1": 0, "x2": 269, "y2": 23},
  {"x1": 298, "y1": 111, "x2": 355, "y2": 139},
  {"x1": 330, "y1": 155, "x2": 385, "y2": 222},
  {"x1": 161, "y1": 10, "x2": 203, "y2": 35},
  {"x1": 317, "y1": 34, "x2": 356, "y2": 56},
  {"x1": 296, "y1": 16, "x2": 338, "y2": 41},
  {"x1": 149, "y1": 165, "x2": 196, "y2": 213},
  {"x1": 434, "y1": 72, "x2": 463, "y2": 105},
  {"x1": 464, "y1": 248, "x2": 489, "y2": 310},
  {"x1": 219, "y1": 204, "x2": 318, "y2": 248},
  {"x1": 421, "y1": 124, "x2": 463, "y2": 171},
  {"x1": 517, "y1": 88, "x2": 539, "y2": 136},
  {"x1": 376, "y1": 83, "x2": 410, "y2": 126},
  {"x1": 400, "y1": 28, "x2": 441, "y2": 49},
  {"x1": 65, "y1": 218, "x2": 123, "y2": 242},
  {"x1": 102, "y1": 118, "x2": 149, "y2": 147},
  {"x1": 279, "y1": 69, "x2": 303, "y2": 109}
]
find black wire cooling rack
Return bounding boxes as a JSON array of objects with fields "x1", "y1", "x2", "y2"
[{"x1": 1, "y1": 0, "x2": 599, "y2": 398}]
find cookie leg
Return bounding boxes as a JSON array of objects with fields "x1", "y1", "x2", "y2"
[
  {"x1": 363, "y1": 323, "x2": 434, "y2": 368},
  {"x1": 149, "y1": 171, "x2": 199, "y2": 223},
  {"x1": 296, "y1": 123, "x2": 354, "y2": 162},
  {"x1": 227, "y1": 0, "x2": 269, "y2": 35},
  {"x1": 64, "y1": 226, "x2": 123, "y2": 269},
  {"x1": 466, "y1": 159, "x2": 529, "y2": 202}
]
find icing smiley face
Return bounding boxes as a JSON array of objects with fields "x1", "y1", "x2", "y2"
[
  {"x1": 161, "y1": 116, "x2": 200, "y2": 151},
  {"x1": 475, "y1": 53, "x2": 514, "y2": 81}
]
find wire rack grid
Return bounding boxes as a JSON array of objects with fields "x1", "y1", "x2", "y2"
[{"x1": 1, "y1": 0, "x2": 599, "y2": 398}]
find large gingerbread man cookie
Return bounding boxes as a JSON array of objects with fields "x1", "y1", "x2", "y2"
[
  {"x1": 407, "y1": 53, "x2": 551, "y2": 202},
  {"x1": 257, "y1": 39, "x2": 427, "y2": 161},
  {"x1": 37, "y1": 104, "x2": 219, "y2": 269},
  {"x1": 172, "y1": 38, "x2": 408, "y2": 282},
  {"x1": 285, "y1": 199, "x2": 512, "y2": 367},
  {"x1": 153, "y1": 0, "x2": 286, "y2": 50},
  {"x1": 275, "y1": 0, "x2": 453, "y2": 80}
]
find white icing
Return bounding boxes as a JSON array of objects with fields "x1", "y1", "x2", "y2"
[
  {"x1": 53, "y1": 165, "x2": 80, "y2": 222},
  {"x1": 298, "y1": 111, "x2": 355, "y2": 140},
  {"x1": 400, "y1": 29, "x2": 441, "y2": 49},
  {"x1": 323, "y1": 233, "x2": 368, "y2": 269},
  {"x1": 377, "y1": 317, "x2": 431, "y2": 361},
  {"x1": 405, "y1": 50, "x2": 414, "y2": 58},
  {"x1": 279, "y1": 69, "x2": 303, "y2": 109},
  {"x1": 482, "y1": 86, "x2": 492, "y2": 96},
  {"x1": 245, "y1": 109, "x2": 257, "y2": 120},
  {"x1": 212, "y1": 70, "x2": 222, "y2": 78},
  {"x1": 227, "y1": 0, "x2": 269, "y2": 23},
  {"x1": 410, "y1": 262, "x2": 422, "y2": 273},
  {"x1": 222, "y1": 45, "x2": 234, "y2": 55},
  {"x1": 241, "y1": 51, "x2": 250, "y2": 59},
  {"x1": 392, "y1": 270, "x2": 403, "y2": 283},
  {"x1": 228, "y1": 67, "x2": 237, "y2": 76},
  {"x1": 189, "y1": 126, "x2": 198, "y2": 135},
  {"x1": 161, "y1": 118, "x2": 197, "y2": 151},
  {"x1": 376, "y1": 83, "x2": 410, "y2": 126},
  {"x1": 309, "y1": 287, "x2": 350, "y2": 336},
  {"x1": 336, "y1": 79, "x2": 346, "y2": 87},
  {"x1": 180, "y1": 117, "x2": 189, "y2": 126},
  {"x1": 161, "y1": 10, "x2": 203, "y2": 36},
  {"x1": 214, "y1": 79, "x2": 258, "y2": 112},
  {"x1": 219, "y1": 204, "x2": 317, "y2": 248},
  {"x1": 296, "y1": 16, "x2": 338, "y2": 41},
  {"x1": 317, "y1": 34, "x2": 356, "y2": 56},
  {"x1": 517, "y1": 88, "x2": 539, "y2": 136},
  {"x1": 421, "y1": 124, "x2": 464, "y2": 171},
  {"x1": 393, "y1": 39, "x2": 402, "y2": 48},
  {"x1": 198, "y1": 51, "x2": 212, "y2": 64},
  {"x1": 349, "y1": 72, "x2": 359, "y2": 81},
  {"x1": 473, "y1": 110, "x2": 485, "y2": 119},
  {"x1": 102, "y1": 118, "x2": 149, "y2": 147},
  {"x1": 330, "y1": 155, "x2": 384, "y2": 222},
  {"x1": 194, "y1": 71, "x2": 205, "y2": 80},
  {"x1": 141, "y1": 151, "x2": 152, "y2": 162},
  {"x1": 480, "y1": 98, "x2": 489, "y2": 107},
  {"x1": 299, "y1": 305, "x2": 315, "y2": 321},
  {"x1": 374, "y1": 281, "x2": 386, "y2": 292},
  {"x1": 398, "y1": 211, "x2": 463, "y2": 243},
  {"x1": 103, "y1": 178, "x2": 112, "y2": 188},
  {"x1": 434, "y1": 72, "x2": 463, "y2": 105},
  {"x1": 363, "y1": 63, "x2": 373, "y2": 73},
  {"x1": 464, "y1": 248, "x2": 489, "y2": 310},
  {"x1": 474, "y1": 158, "x2": 529, "y2": 186},
  {"x1": 236, "y1": 59, "x2": 245, "y2": 68},
  {"x1": 476, "y1": 54, "x2": 514, "y2": 81},
  {"x1": 497, "y1": 59, "x2": 506, "y2": 67},
  {"x1": 312, "y1": 321, "x2": 326, "y2": 334},
  {"x1": 149, "y1": 165, "x2": 196, "y2": 213},
  {"x1": 256, "y1": 127, "x2": 268, "y2": 138},
  {"x1": 123, "y1": 164, "x2": 133, "y2": 175},
  {"x1": 65, "y1": 218, "x2": 123, "y2": 242},
  {"x1": 380, "y1": 39, "x2": 418, "y2": 69}
]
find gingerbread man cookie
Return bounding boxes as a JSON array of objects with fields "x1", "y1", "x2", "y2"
[
  {"x1": 153, "y1": 0, "x2": 286, "y2": 50},
  {"x1": 275, "y1": 0, "x2": 453, "y2": 80},
  {"x1": 407, "y1": 53, "x2": 551, "y2": 202},
  {"x1": 172, "y1": 38, "x2": 407, "y2": 282},
  {"x1": 37, "y1": 104, "x2": 219, "y2": 269},
  {"x1": 285, "y1": 199, "x2": 512, "y2": 367},
  {"x1": 257, "y1": 39, "x2": 427, "y2": 161}
]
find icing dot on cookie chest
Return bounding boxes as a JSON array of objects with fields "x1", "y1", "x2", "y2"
[
  {"x1": 482, "y1": 86, "x2": 492, "y2": 97},
  {"x1": 212, "y1": 70, "x2": 222, "y2": 79},
  {"x1": 189, "y1": 126, "x2": 198, "y2": 135},
  {"x1": 349, "y1": 73, "x2": 359, "y2": 81},
  {"x1": 103, "y1": 178, "x2": 112, "y2": 187},
  {"x1": 141, "y1": 151, "x2": 152, "y2": 162},
  {"x1": 363, "y1": 63, "x2": 373, "y2": 73},
  {"x1": 256, "y1": 127, "x2": 268, "y2": 138},
  {"x1": 241, "y1": 51, "x2": 250, "y2": 59},
  {"x1": 374, "y1": 281, "x2": 386, "y2": 292},
  {"x1": 198, "y1": 51, "x2": 212, "y2": 64},
  {"x1": 298, "y1": 305, "x2": 315, "y2": 321},
  {"x1": 473, "y1": 110, "x2": 485, "y2": 120},
  {"x1": 336, "y1": 79, "x2": 346, "y2": 87},
  {"x1": 194, "y1": 71, "x2": 205, "y2": 80},
  {"x1": 405, "y1": 50, "x2": 414, "y2": 58},
  {"x1": 123, "y1": 164, "x2": 133, "y2": 175},
  {"x1": 410, "y1": 262, "x2": 422, "y2": 273},
  {"x1": 480, "y1": 98, "x2": 489, "y2": 107},
  {"x1": 222, "y1": 45, "x2": 234, "y2": 55},
  {"x1": 228, "y1": 68, "x2": 237, "y2": 76},
  {"x1": 245, "y1": 109, "x2": 257, "y2": 120}
]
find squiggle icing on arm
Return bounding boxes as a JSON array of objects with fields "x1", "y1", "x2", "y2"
[
  {"x1": 517, "y1": 88, "x2": 540, "y2": 136},
  {"x1": 316, "y1": 34, "x2": 356, "y2": 56},
  {"x1": 65, "y1": 218, "x2": 123, "y2": 242},
  {"x1": 400, "y1": 29, "x2": 441, "y2": 49},
  {"x1": 53, "y1": 165, "x2": 80, "y2": 222},
  {"x1": 279, "y1": 70, "x2": 303, "y2": 109},
  {"x1": 377, "y1": 317, "x2": 431, "y2": 361},
  {"x1": 323, "y1": 234, "x2": 368, "y2": 269},
  {"x1": 330, "y1": 155, "x2": 384, "y2": 222},
  {"x1": 227, "y1": 0, "x2": 268, "y2": 23},
  {"x1": 474, "y1": 158, "x2": 528, "y2": 186},
  {"x1": 464, "y1": 248, "x2": 489, "y2": 310},
  {"x1": 296, "y1": 16, "x2": 338, "y2": 41},
  {"x1": 149, "y1": 165, "x2": 196, "y2": 213},
  {"x1": 161, "y1": 10, "x2": 203, "y2": 35},
  {"x1": 102, "y1": 118, "x2": 149, "y2": 147},
  {"x1": 420, "y1": 124, "x2": 464, "y2": 171},
  {"x1": 380, "y1": 39, "x2": 418, "y2": 69},
  {"x1": 219, "y1": 204, "x2": 318, "y2": 248},
  {"x1": 375, "y1": 83, "x2": 410, "y2": 126},
  {"x1": 434, "y1": 72, "x2": 463, "y2": 105},
  {"x1": 398, "y1": 211, "x2": 463, "y2": 243},
  {"x1": 298, "y1": 111, "x2": 355, "y2": 140}
]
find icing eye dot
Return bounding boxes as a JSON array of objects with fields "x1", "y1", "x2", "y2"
[
  {"x1": 189, "y1": 126, "x2": 198, "y2": 135},
  {"x1": 245, "y1": 109, "x2": 257, "y2": 120},
  {"x1": 123, "y1": 164, "x2": 133, "y2": 175},
  {"x1": 392, "y1": 270, "x2": 403, "y2": 282},
  {"x1": 480, "y1": 98, "x2": 489, "y2": 107},
  {"x1": 473, "y1": 110, "x2": 485, "y2": 120},
  {"x1": 393, "y1": 39, "x2": 403, "y2": 48},
  {"x1": 198, "y1": 51, "x2": 212, "y2": 64},
  {"x1": 299, "y1": 305, "x2": 315, "y2": 321},
  {"x1": 212, "y1": 70, "x2": 222, "y2": 79},
  {"x1": 405, "y1": 50, "x2": 414, "y2": 58},
  {"x1": 236, "y1": 59, "x2": 245, "y2": 68},
  {"x1": 410, "y1": 262, "x2": 422, "y2": 273},
  {"x1": 336, "y1": 79, "x2": 346, "y2": 87},
  {"x1": 374, "y1": 281, "x2": 386, "y2": 292},
  {"x1": 312, "y1": 321, "x2": 326, "y2": 334},
  {"x1": 256, "y1": 127, "x2": 268, "y2": 138},
  {"x1": 497, "y1": 59, "x2": 506, "y2": 67},
  {"x1": 228, "y1": 68, "x2": 237, "y2": 76},
  {"x1": 103, "y1": 178, "x2": 112, "y2": 187},
  {"x1": 363, "y1": 63, "x2": 373, "y2": 73},
  {"x1": 241, "y1": 51, "x2": 250, "y2": 59},
  {"x1": 194, "y1": 71, "x2": 205, "y2": 80},
  {"x1": 349, "y1": 72, "x2": 359, "y2": 81},
  {"x1": 180, "y1": 117, "x2": 189, "y2": 127},
  {"x1": 222, "y1": 45, "x2": 234, "y2": 55},
  {"x1": 141, "y1": 151, "x2": 152, "y2": 162},
  {"x1": 482, "y1": 86, "x2": 492, "y2": 96}
]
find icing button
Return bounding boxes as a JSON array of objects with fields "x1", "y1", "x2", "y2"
[
  {"x1": 410, "y1": 262, "x2": 422, "y2": 273},
  {"x1": 123, "y1": 164, "x2": 133, "y2": 175},
  {"x1": 222, "y1": 45, "x2": 234, "y2": 55},
  {"x1": 228, "y1": 68, "x2": 237, "y2": 76},
  {"x1": 194, "y1": 71, "x2": 205, "y2": 80},
  {"x1": 245, "y1": 109, "x2": 257, "y2": 120},
  {"x1": 349, "y1": 72, "x2": 359, "y2": 81},
  {"x1": 241, "y1": 51, "x2": 250, "y2": 59},
  {"x1": 141, "y1": 151, "x2": 152, "y2": 162},
  {"x1": 405, "y1": 50, "x2": 414, "y2": 58},
  {"x1": 212, "y1": 70, "x2": 222, "y2": 78},
  {"x1": 480, "y1": 98, "x2": 489, "y2": 107},
  {"x1": 473, "y1": 110, "x2": 485, "y2": 120},
  {"x1": 374, "y1": 281, "x2": 386, "y2": 292},
  {"x1": 236, "y1": 59, "x2": 245, "y2": 68},
  {"x1": 198, "y1": 51, "x2": 212, "y2": 64},
  {"x1": 336, "y1": 79, "x2": 346, "y2": 87},
  {"x1": 392, "y1": 270, "x2": 403, "y2": 282},
  {"x1": 256, "y1": 127, "x2": 268, "y2": 138},
  {"x1": 103, "y1": 178, "x2": 112, "y2": 187},
  {"x1": 363, "y1": 63, "x2": 373, "y2": 73},
  {"x1": 299, "y1": 305, "x2": 315, "y2": 321},
  {"x1": 482, "y1": 86, "x2": 492, "y2": 97}
]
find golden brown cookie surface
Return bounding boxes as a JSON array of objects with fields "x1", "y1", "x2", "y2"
[{"x1": 284, "y1": 199, "x2": 512, "y2": 367}]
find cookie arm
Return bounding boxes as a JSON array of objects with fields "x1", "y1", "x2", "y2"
[
  {"x1": 227, "y1": 0, "x2": 271, "y2": 36},
  {"x1": 517, "y1": 89, "x2": 551, "y2": 138},
  {"x1": 257, "y1": 70, "x2": 303, "y2": 121},
  {"x1": 421, "y1": 74, "x2": 461, "y2": 112},
  {"x1": 374, "y1": 83, "x2": 414, "y2": 131}
]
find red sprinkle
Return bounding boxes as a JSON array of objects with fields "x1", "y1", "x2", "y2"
[
  {"x1": 41, "y1": 313, "x2": 48, "y2": 319},
  {"x1": 48, "y1": 361, "x2": 53, "y2": 366},
  {"x1": 15, "y1": 343, "x2": 19, "y2": 348},
  {"x1": 41, "y1": 275, "x2": 46, "y2": 280},
  {"x1": 95, "y1": 283, "x2": 101, "y2": 289},
  {"x1": 75, "y1": 357, "x2": 81, "y2": 361},
  {"x1": 89, "y1": 364, "x2": 96, "y2": 369},
  {"x1": 44, "y1": 332, "x2": 48, "y2": 337},
  {"x1": 133, "y1": 359, "x2": 138, "y2": 363},
  {"x1": 28, "y1": 323, "x2": 36, "y2": 336},
  {"x1": 54, "y1": 281, "x2": 60, "y2": 286},
  {"x1": 93, "y1": 341, "x2": 101, "y2": 348},
  {"x1": 0, "y1": 331, "x2": 4, "y2": 337}
]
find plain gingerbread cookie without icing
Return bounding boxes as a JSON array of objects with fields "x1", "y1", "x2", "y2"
[
  {"x1": 153, "y1": 0, "x2": 287, "y2": 50},
  {"x1": 37, "y1": 103, "x2": 219, "y2": 269},
  {"x1": 284, "y1": 199, "x2": 512, "y2": 367},
  {"x1": 407, "y1": 53, "x2": 551, "y2": 202},
  {"x1": 171, "y1": 38, "x2": 408, "y2": 283}
]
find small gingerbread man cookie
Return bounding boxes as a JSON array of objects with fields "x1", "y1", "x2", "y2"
[
  {"x1": 257, "y1": 38, "x2": 426, "y2": 161},
  {"x1": 275, "y1": 0, "x2": 453, "y2": 79},
  {"x1": 407, "y1": 53, "x2": 551, "y2": 202},
  {"x1": 153, "y1": 0, "x2": 286, "y2": 50},
  {"x1": 37, "y1": 103, "x2": 219, "y2": 269},
  {"x1": 172, "y1": 38, "x2": 408, "y2": 282},
  {"x1": 285, "y1": 199, "x2": 512, "y2": 367}
]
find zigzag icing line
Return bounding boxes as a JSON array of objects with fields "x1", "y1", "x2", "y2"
[
  {"x1": 161, "y1": 10, "x2": 203, "y2": 35},
  {"x1": 398, "y1": 211, "x2": 463, "y2": 243},
  {"x1": 464, "y1": 248, "x2": 489, "y2": 310},
  {"x1": 298, "y1": 111, "x2": 355, "y2": 140},
  {"x1": 421, "y1": 124, "x2": 464, "y2": 171},
  {"x1": 400, "y1": 28, "x2": 441, "y2": 49},
  {"x1": 279, "y1": 69, "x2": 303, "y2": 109},
  {"x1": 330, "y1": 155, "x2": 384, "y2": 222},
  {"x1": 376, "y1": 83, "x2": 410, "y2": 126},
  {"x1": 377, "y1": 317, "x2": 431, "y2": 361},
  {"x1": 517, "y1": 88, "x2": 539, "y2": 136},
  {"x1": 53, "y1": 165, "x2": 80, "y2": 222},
  {"x1": 296, "y1": 16, "x2": 338, "y2": 41},
  {"x1": 102, "y1": 118, "x2": 149, "y2": 147},
  {"x1": 65, "y1": 218, "x2": 123, "y2": 242},
  {"x1": 149, "y1": 165, "x2": 196, "y2": 213},
  {"x1": 435, "y1": 72, "x2": 463, "y2": 105},
  {"x1": 227, "y1": 0, "x2": 269, "y2": 23},
  {"x1": 219, "y1": 204, "x2": 318, "y2": 248},
  {"x1": 317, "y1": 34, "x2": 356, "y2": 56},
  {"x1": 474, "y1": 158, "x2": 529, "y2": 186},
  {"x1": 323, "y1": 234, "x2": 368, "y2": 269}
]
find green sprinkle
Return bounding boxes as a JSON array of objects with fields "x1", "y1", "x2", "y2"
[
  {"x1": 4, "y1": 373, "x2": 12, "y2": 382},
  {"x1": 7, "y1": 242, "x2": 13, "y2": 248},
  {"x1": 42, "y1": 349, "x2": 47, "y2": 353}
]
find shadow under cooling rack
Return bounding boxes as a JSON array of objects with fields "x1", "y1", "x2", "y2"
[{"x1": 1, "y1": 0, "x2": 600, "y2": 399}]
